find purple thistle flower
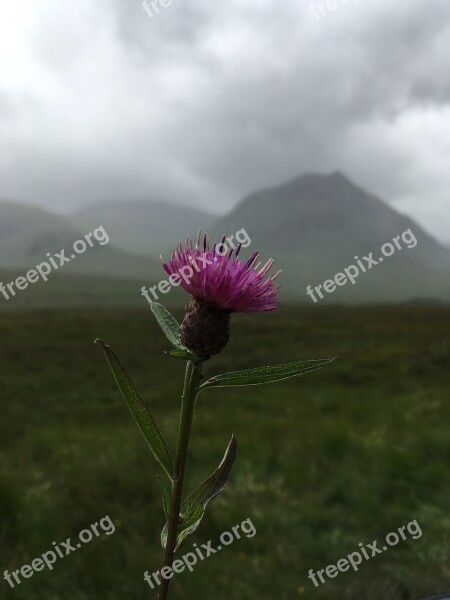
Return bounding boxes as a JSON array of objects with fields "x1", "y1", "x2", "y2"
[{"x1": 162, "y1": 232, "x2": 281, "y2": 314}]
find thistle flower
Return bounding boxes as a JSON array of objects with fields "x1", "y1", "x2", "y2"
[
  {"x1": 98, "y1": 231, "x2": 335, "y2": 600},
  {"x1": 162, "y1": 232, "x2": 281, "y2": 356}
]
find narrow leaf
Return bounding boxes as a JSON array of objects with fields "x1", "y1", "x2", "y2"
[
  {"x1": 150, "y1": 303, "x2": 186, "y2": 351},
  {"x1": 161, "y1": 435, "x2": 237, "y2": 550},
  {"x1": 170, "y1": 349, "x2": 203, "y2": 362},
  {"x1": 158, "y1": 476, "x2": 171, "y2": 521},
  {"x1": 199, "y1": 357, "x2": 337, "y2": 390},
  {"x1": 96, "y1": 339, "x2": 173, "y2": 479}
]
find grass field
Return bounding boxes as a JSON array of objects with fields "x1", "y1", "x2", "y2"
[{"x1": 0, "y1": 304, "x2": 449, "y2": 599}]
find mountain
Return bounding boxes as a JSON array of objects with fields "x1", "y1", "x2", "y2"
[
  {"x1": 72, "y1": 200, "x2": 216, "y2": 257},
  {"x1": 1, "y1": 174, "x2": 449, "y2": 307},
  {"x1": 0, "y1": 200, "x2": 159, "y2": 280},
  {"x1": 213, "y1": 172, "x2": 450, "y2": 302}
]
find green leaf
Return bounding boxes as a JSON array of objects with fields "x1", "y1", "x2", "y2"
[
  {"x1": 96, "y1": 339, "x2": 173, "y2": 479},
  {"x1": 161, "y1": 435, "x2": 237, "y2": 550},
  {"x1": 150, "y1": 302, "x2": 186, "y2": 351},
  {"x1": 199, "y1": 357, "x2": 337, "y2": 390},
  {"x1": 158, "y1": 476, "x2": 171, "y2": 521},
  {"x1": 170, "y1": 349, "x2": 203, "y2": 362}
]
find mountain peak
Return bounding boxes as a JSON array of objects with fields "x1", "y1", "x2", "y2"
[
  {"x1": 276, "y1": 170, "x2": 355, "y2": 195},
  {"x1": 211, "y1": 171, "x2": 450, "y2": 302},
  {"x1": 327, "y1": 170, "x2": 350, "y2": 183}
]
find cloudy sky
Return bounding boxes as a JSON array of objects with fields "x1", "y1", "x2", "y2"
[{"x1": 0, "y1": 0, "x2": 449, "y2": 241}]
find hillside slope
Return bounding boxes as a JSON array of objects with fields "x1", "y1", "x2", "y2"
[
  {"x1": 72, "y1": 199, "x2": 215, "y2": 257},
  {"x1": 213, "y1": 172, "x2": 450, "y2": 302}
]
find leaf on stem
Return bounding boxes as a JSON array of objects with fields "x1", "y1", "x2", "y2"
[
  {"x1": 161, "y1": 435, "x2": 237, "y2": 550},
  {"x1": 169, "y1": 349, "x2": 204, "y2": 362},
  {"x1": 158, "y1": 476, "x2": 171, "y2": 521},
  {"x1": 96, "y1": 339, "x2": 173, "y2": 480},
  {"x1": 199, "y1": 357, "x2": 337, "y2": 390},
  {"x1": 150, "y1": 302, "x2": 186, "y2": 351}
]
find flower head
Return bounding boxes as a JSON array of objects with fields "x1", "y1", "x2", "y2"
[{"x1": 162, "y1": 232, "x2": 281, "y2": 314}]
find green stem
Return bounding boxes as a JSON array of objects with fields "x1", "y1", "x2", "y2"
[{"x1": 157, "y1": 360, "x2": 203, "y2": 600}]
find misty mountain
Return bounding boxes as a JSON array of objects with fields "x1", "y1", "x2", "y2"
[
  {"x1": 0, "y1": 200, "x2": 159, "y2": 280},
  {"x1": 213, "y1": 172, "x2": 450, "y2": 302},
  {"x1": 72, "y1": 200, "x2": 216, "y2": 258},
  {"x1": 1, "y1": 173, "x2": 449, "y2": 306}
]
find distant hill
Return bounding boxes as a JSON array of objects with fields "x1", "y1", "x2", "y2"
[
  {"x1": 72, "y1": 200, "x2": 216, "y2": 258},
  {"x1": 1, "y1": 173, "x2": 449, "y2": 307},
  {"x1": 213, "y1": 172, "x2": 450, "y2": 302},
  {"x1": 0, "y1": 200, "x2": 160, "y2": 280}
]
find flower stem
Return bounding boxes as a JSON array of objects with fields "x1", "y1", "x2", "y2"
[{"x1": 157, "y1": 360, "x2": 203, "y2": 600}]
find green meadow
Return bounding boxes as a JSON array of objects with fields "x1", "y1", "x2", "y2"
[{"x1": 0, "y1": 305, "x2": 449, "y2": 599}]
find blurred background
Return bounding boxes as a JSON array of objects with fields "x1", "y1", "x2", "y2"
[{"x1": 0, "y1": 1, "x2": 449, "y2": 599}]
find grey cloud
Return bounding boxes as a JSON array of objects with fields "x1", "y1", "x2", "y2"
[{"x1": 0, "y1": 0, "x2": 449, "y2": 240}]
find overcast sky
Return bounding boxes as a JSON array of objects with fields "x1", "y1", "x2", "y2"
[{"x1": 0, "y1": 0, "x2": 449, "y2": 241}]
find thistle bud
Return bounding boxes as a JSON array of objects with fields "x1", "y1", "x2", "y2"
[{"x1": 181, "y1": 299, "x2": 231, "y2": 358}]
